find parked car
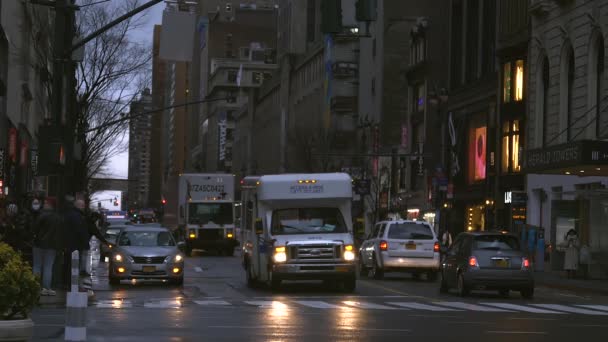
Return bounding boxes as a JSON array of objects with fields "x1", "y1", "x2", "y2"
[
  {"x1": 109, "y1": 226, "x2": 185, "y2": 286},
  {"x1": 359, "y1": 220, "x2": 440, "y2": 280},
  {"x1": 439, "y1": 231, "x2": 534, "y2": 298}
]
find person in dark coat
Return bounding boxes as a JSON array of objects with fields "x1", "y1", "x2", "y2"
[
  {"x1": 32, "y1": 199, "x2": 65, "y2": 296},
  {"x1": 63, "y1": 197, "x2": 89, "y2": 286}
]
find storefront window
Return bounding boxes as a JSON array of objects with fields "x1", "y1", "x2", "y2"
[
  {"x1": 515, "y1": 60, "x2": 524, "y2": 101},
  {"x1": 503, "y1": 62, "x2": 512, "y2": 103},
  {"x1": 466, "y1": 205, "x2": 486, "y2": 231}
]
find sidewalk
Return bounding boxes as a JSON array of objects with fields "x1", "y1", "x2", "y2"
[{"x1": 534, "y1": 270, "x2": 608, "y2": 296}]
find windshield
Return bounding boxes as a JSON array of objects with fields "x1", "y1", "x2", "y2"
[
  {"x1": 387, "y1": 223, "x2": 434, "y2": 240},
  {"x1": 271, "y1": 208, "x2": 347, "y2": 235},
  {"x1": 473, "y1": 235, "x2": 520, "y2": 251},
  {"x1": 117, "y1": 231, "x2": 176, "y2": 247},
  {"x1": 188, "y1": 203, "x2": 233, "y2": 225},
  {"x1": 104, "y1": 228, "x2": 124, "y2": 243}
]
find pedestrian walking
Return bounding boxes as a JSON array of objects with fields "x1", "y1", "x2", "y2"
[
  {"x1": 563, "y1": 229, "x2": 579, "y2": 279},
  {"x1": 440, "y1": 228, "x2": 453, "y2": 261},
  {"x1": 32, "y1": 198, "x2": 65, "y2": 296}
]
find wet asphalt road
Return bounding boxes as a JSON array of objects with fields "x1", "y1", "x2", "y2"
[{"x1": 31, "y1": 248, "x2": 608, "y2": 342}]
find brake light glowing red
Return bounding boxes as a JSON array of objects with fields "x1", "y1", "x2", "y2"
[
  {"x1": 468, "y1": 256, "x2": 479, "y2": 267},
  {"x1": 433, "y1": 242, "x2": 440, "y2": 252},
  {"x1": 379, "y1": 241, "x2": 388, "y2": 251},
  {"x1": 522, "y1": 258, "x2": 530, "y2": 269}
]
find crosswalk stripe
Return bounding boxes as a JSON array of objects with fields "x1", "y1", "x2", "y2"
[
  {"x1": 95, "y1": 300, "x2": 133, "y2": 308},
  {"x1": 342, "y1": 301, "x2": 399, "y2": 310},
  {"x1": 532, "y1": 304, "x2": 608, "y2": 315},
  {"x1": 432, "y1": 302, "x2": 513, "y2": 312},
  {"x1": 144, "y1": 300, "x2": 184, "y2": 309},
  {"x1": 244, "y1": 301, "x2": 287, "y2": 308},
  {"x1": 194, "y1": 300, "x2": 231, "y2": 306},
  {"x1": 386, "y1": 302, "x2": 460, "y2": 311},
  {"x1": 480, "y1": 303, "x2": 564, "y2": 314},
  {"x1": 576, "y1": 305, "x2": 608, "y2": 312},
  {"x1": 293, "y1": 301, "x2": 341, "y2": 309}
]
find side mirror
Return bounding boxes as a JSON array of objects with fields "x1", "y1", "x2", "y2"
[
  {"x1": 177, "y1": 241, "x2": 186, "y2": 251},
  {"x1": 255, "y1": 218, "x2": 263, "y2": 235}
]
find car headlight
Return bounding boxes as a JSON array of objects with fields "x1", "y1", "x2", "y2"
[
  {"x1": 114, "y1": 254, "x2": 123, "y2": 262},
  {"x1": 175, "y1": 254, "x2": 183, "y2": 262},
  {"x1": 274, "y1": 246, "x2": 287, "y2": 263},
  {"x1": 343, "y1": 245, "x2": 355, "y2": 261}
]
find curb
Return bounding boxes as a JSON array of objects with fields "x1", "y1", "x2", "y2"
[{"x1": 537, "y1": 280, "x2": 608, "y2": 296}]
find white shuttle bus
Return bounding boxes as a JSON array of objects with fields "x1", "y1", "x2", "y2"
[{"x1": 240, "y1": 173, "x2": 357, "y2": 292}]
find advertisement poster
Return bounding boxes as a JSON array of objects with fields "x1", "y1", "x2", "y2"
[{"x1": 474, "y1": 126, "x2": 486, "y2": 181}]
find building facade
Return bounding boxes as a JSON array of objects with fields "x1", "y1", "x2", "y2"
[
  {"x1": 128, "y1": 89, "x2": 154, "y2": 209},
  {"x1": 525, "y1": 0, "x2": 608, "y2": 277},
  {"x1": 0, "y1": 2, "x2": 54, "y2": 201},
  {"x1": 149, "y1": 25, "x2": 165, "y2": 211}
]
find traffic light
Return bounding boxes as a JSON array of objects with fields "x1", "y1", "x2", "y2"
[
  {"x1": 161, "y1": 199, "x2": 167, "y2": 205},
  {"x1": 356, "y1": 0, "x2": 377, "y2": 22},
  {"x1": 321, "y1": 0, "x2": 342, "y2": 33},
  {"x1": 37, "y1": 125, "x2": 68, "y2": 176}
]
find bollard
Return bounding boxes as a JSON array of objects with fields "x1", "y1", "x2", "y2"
[{"x1": 65, "y1": 251, "x2": 87, "y2": 341}]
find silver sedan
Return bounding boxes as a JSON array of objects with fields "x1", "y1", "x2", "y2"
[{"x1": 109, "y1": 226, "x2": 186, "y2": 285}]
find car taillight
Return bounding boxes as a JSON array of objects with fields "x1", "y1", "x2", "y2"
[
  {"x1": 468, "y1": 256, "x2": 479, "y2": 268},
  {"x1": 434, "y1": 242, "x2": 440, "y2": 253},
  {"x1": 522, "y1": 257, "x2": 530, "y2": 270},
  {"x1": 379, "y1": 240, "x2": 388, "y2": 251}
]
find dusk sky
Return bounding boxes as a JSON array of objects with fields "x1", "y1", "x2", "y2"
[{"x1": 106, "y1": 1, "x2": 164, "y2": 179}]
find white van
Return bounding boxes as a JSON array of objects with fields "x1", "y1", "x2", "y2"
[{"x1": 240, "y1": 173, "x2": 357, "y2": 292}]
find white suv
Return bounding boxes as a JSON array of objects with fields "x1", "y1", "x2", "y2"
[{"x1": 359, "y1": 220, "x2": 440, "y2": 281}]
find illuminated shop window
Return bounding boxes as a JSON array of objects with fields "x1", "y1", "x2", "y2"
[
  {"x1": 501, "y1": 120, "x2": 521, "y2": 173},
  {"x1": 515, "y1": 60, "x2": 524, "y2": 101}
]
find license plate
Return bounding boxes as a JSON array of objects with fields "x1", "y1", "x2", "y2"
[
  {"x1": 493, "y1": 259, "x2": 509, "y2": 268},
  {"x1": 335, "y1": 266, "x2": 350, "y2": 272},
  {"x1": 406, "y1": 243, "x2": 416, "y2": 250},
  {"x1": 142, "y1": 266, "x2": 156, "y2": 273}
]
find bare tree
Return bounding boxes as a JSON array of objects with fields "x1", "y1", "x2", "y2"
[{"x1": 27, "y1": 0, "x2": 151, "y2": 187}]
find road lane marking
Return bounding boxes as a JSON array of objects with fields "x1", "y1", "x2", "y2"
[
  {"x1": 531, "y1": 304, "x2": 608, "y2": 315},
  {"x1": 244, "y1": 301, "x2": 288, "y2": 308},
  {"x1": 144, "y1": 299, "x2": 183, "y2": 309},
  {"x1": 486, "y1": 331, "x2": 547, "y2": 335},
  {"x1": 577, "y1": 305, "x2": 608, "y2": 312},
  {"x1": 341, "y1": 301, "x2": 399, "y2": 310},
  {"x1": 433, "y1": 302, "x2": 514, "y2": 312},
  {"x1": 94, "y1": 299, "x2": 133, "y2": 308},
  {"x1": 480, "y1": 303, "x2": 564, "y2": 314},
  {"x1": 194, "y1": 267, "x2": 203, "y2": 272},
  {"x1": 194, "y1": 300, "x2": 231, "y2": 306},
  {"x1": 293, "y1": 301, "x2": 341, "y2": 309},
  {"x1": 386, "y1": 302, "x2": 460, "y2": 311}
]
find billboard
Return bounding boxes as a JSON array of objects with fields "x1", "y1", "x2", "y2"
[{"x1": 470, "y1": 126, "x2": 486, "y2": 181}]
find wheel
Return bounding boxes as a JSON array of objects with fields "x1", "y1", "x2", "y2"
[
  {"x1": 270, "y1": 273, "x2": 281, "y2": 291},
  {"x1": 457, "y1": 273, "x2": 470, "y2": 297},
  {"x1": 439, "y1": 271, "x2": 449, "y2": 293},
  {"x1": 427, "y1": 271, "x2": 438, "y2": 282},
  {"x1": 370, "y1": 255, "x2": 384, "y2": 280},
  {"x1": 521, "y1": 287, "x2": 534, "y2": 299},
  {"x1": 358, "y1": 255, "x2": 368, "y2": 277},
  {"x1": 499, "y1": 289, "x2": 510, "y2": 298},
  {"x1": 342, "y1": 277, "x2": 357, "y2": 293}
]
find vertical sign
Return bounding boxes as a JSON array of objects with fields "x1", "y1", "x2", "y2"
[
  {"x1": 0, "y1": 148, "x2": 5, "y2": 179},
  {"x1": 19, "y1": 142, "x2": 28, "y2": 167},
  {"x1": 30, "y1": 149, "x2": 38, "y2": 176},
  {"x1": 8, "y1": 128, "x2": 17, "y2": 162},
  {"x1": 218, "y1": 112, "x2": 227, "y2": 163}
]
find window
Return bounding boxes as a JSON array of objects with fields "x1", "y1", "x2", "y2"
[
  {"x1": 387, "y1": 223, "x2": 433, "y2": 240},
  {"x1": 189, "y1": 203, "x2": 233, "y2": 225},
  {"x1": 252, "y1": 72, "x2": 263, "y2": 84},
  {"x1": 306, "y1": 0, "x2": 316, "y2": 42},
  {"x1": 542, "y1": 57, "x2": 550, "y2": 146},
  {"x1": 227, "y1": 69, "x2": 237, "y2": 83},
  {"x1": 225, "y1": 3, "x2": 232, "y2": 11},
  {"x1": 567, "y1": 49, "x2": 575, "y2": 140},
  {"x1": 271, "y1": 208, "x2": 347, "y2": 235},
  {"x1": 501, "y1": 120, "x2": 521, "y2": 173},
  {"x1": 503, "y1": 62, "x2": 512, "y2": 103},
  {"x1": 372, "y1": 38, "x2": 376, "y2": 58},
  {"x1": 594, "y1": 36, "x2": 605, "y2": 138},
  {"x1": 371, "y1": 77, "x2": 376, "y2": 96},
  {"x1": 473, "y1": 235, "x2": 520, "y2": 251},
  {"x1": 515, "y1": 60, "x2": 524, "y2": 101}
]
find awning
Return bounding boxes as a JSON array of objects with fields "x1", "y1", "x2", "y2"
[{"x1": 525, "y1": 140, "x2": 608, "y2": 176}]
